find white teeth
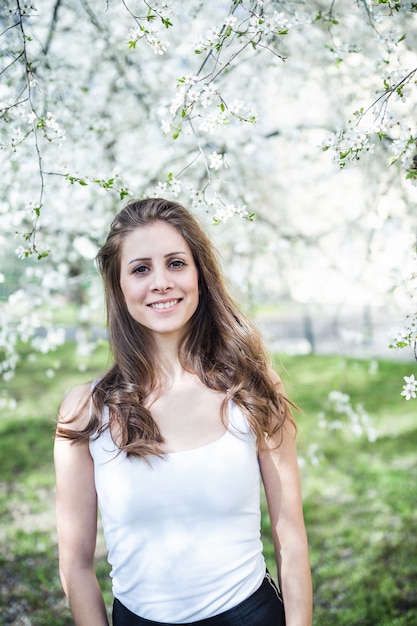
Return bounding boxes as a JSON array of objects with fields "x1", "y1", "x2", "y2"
[{"x1": 150, "y1": 300, "x2": 178, "y2": 309}]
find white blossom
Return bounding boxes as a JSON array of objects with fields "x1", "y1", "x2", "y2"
[
  {"x1": 401, "y1": 374, "x2": 417, "y2": 400},
  {"x1": 31, "y1": 328, "x2": 66, "y2": 354},
  {"x1": 199, "y1": 111, "x2": 227, "y2": 134},
  {"x1": 1, "y1": 0, "x2": 417, "y2": 402},
  {"x1": 325, "y1": 391, "x2": 377, "y2": 442},
  {"x1": 170, "y1": 88, "x2": 186, "y2": 116},
  {"x1": 15, "y1": 245, "x2": 27, "y2": 259},
  {"x1": 168, "y1": 177, "x2": 181, "y2": 196},
  {"x1": 186, "y1": 86, "x2": 201, "y2": 103},
  {"x1": 199, "y1": 83, "x2": 218, "y2": 108},
  {"x1": 148, "y1": 37, "x2": 170, "y2": 55},
  {"x1": 389, "y1": 314, "x2": 417, "y2": 349},
  {"x1": 213, "y1": 202, "x2": 248, "y2": 223},
  {"x1": 45, "y1": 111, "x2": 66, "y2": 140},
  {"x1": 155, "y1": 181, "x2": 168, "y2": 195},
  {"x1": 208, "y1": 151, "x2": 224, "y2": 170},
  {"x1": 224, "y1": 15, "x2": 237, "y2": 28},
  {"x1": 182, "y1": 74, "x2": 199, "y2": 86},
  {"x1": 128, "y1": 26, "x2": 145, "y2": 42},
  {"x1": 228, "y1": 100, "x2": 244, "y2": 116},
  {"x1": 154, "y1": 0, "x2": 173, "y2": 17},
  {"x1": 160, "y1": 119, "x2": 172, "y2": 134}
]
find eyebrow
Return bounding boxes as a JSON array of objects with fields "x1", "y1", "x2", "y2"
[{"x1": 127, "y1": 251, "x2": 188, "y2": 266}]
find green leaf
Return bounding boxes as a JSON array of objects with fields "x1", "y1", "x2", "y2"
[
  {"x1": 128, "y1": 41, "x2": 137, "y2": 49},
  {"x1": 37, "y1": 251, "x2": 49, "y2": 260},
  {"x1": 220, "y1": 103, "x2": 225, "y2": 112},
  {"x1": 393, "y1": 341, "x2": 410, "y2": 348}
]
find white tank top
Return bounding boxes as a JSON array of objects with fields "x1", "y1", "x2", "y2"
[{"x1": 89, "y1": 400, "x2": 266, "y2": 623}]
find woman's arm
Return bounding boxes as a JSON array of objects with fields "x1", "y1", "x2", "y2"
[
  {"x1": 54, "y1": 384, "x2": 109, "y2": 626},
  {"x1": 259, "y1": 373, "x2": 313, "y2": 626}
]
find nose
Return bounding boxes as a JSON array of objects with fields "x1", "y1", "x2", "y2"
[{"x1": 150, "y1": 266, "x2": 174, "y2": 292}]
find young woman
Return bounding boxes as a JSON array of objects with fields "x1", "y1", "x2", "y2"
[{"x1": 54, "y1": 198, "x2": 312, "y2": 626}]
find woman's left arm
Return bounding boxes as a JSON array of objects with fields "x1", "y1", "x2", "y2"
[{"x1": 259, "y1": 374, "x2": 313, "y2": 626}]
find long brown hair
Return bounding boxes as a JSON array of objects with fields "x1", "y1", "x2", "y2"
[{"x1": 57, "y1": 198, "x2": 294, "y2": 456}]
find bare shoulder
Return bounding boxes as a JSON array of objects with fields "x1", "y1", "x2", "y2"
[
  {"x1": 266, "y1": 366, "x2": 297, "y2": 439},
  {"x1": 58, "y1": 381, "x2": 93, "y2": 432}
]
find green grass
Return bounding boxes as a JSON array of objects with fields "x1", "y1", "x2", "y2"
[
  {"x1": 271, "y1": 354, "x2": 417, "y2": 626},
  {"x1": 0, "y1": 345, "x2": 416, "y2": 624}
]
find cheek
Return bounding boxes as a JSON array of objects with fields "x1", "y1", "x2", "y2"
[{"x1": 120, "y1": 278, "x2": 142, "y2": 309}]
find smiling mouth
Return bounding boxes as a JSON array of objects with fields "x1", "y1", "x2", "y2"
[{"x1": 148, "y1": 299, "x2": 180, "y2": 310}]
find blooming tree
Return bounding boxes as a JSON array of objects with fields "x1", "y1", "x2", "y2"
[{"x1": 0, "y1": 0, "x2": 416, "y2": 400}]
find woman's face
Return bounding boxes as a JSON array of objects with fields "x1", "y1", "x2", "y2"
[{"x1": 119, "y1": 221, "x2": 199, "y2": 342}]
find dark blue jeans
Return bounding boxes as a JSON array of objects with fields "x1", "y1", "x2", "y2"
[{"x1": 112, "y1": 575, "x2": 286, "y2": 625}]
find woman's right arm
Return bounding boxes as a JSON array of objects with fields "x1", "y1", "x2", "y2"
[{"x1": 54, "y1": 384, "x2": 109, "y2": 626}]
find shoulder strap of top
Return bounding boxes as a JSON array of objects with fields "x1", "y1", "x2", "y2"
[
  {"x1": 228, "y1": 400, "x2": 251, "y2": 436},
  {"x1": 89, "y1": 378, "x2": 110, "y2": 426}
]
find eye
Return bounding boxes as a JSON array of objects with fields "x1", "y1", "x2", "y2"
[
  {"x1": 169, "y1": 259, "x2": 186, "y2": 269},
  {"x1": 132, "y1": 264, "x2": 149, "y2": 274}
]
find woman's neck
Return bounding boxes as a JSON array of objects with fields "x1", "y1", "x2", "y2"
[{"x1": 153, "y1": 335, "x2": 189, "y2": 386}]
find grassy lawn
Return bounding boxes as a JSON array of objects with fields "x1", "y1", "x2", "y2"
[{"x1": 0, "y1": 344, "x2": 416, "y2": 625}]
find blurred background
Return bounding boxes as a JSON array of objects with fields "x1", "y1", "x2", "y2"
[{"x1": 1, "y1": 1, "x2": 416, "y2": 624}]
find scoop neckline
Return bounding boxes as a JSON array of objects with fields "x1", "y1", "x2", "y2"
[
  {"x1": 163, "y1": 398, "x2": 234, "y2": 456},
  {"x1": 165, "y1": 427, "x2": 231, "y2": 456}
]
